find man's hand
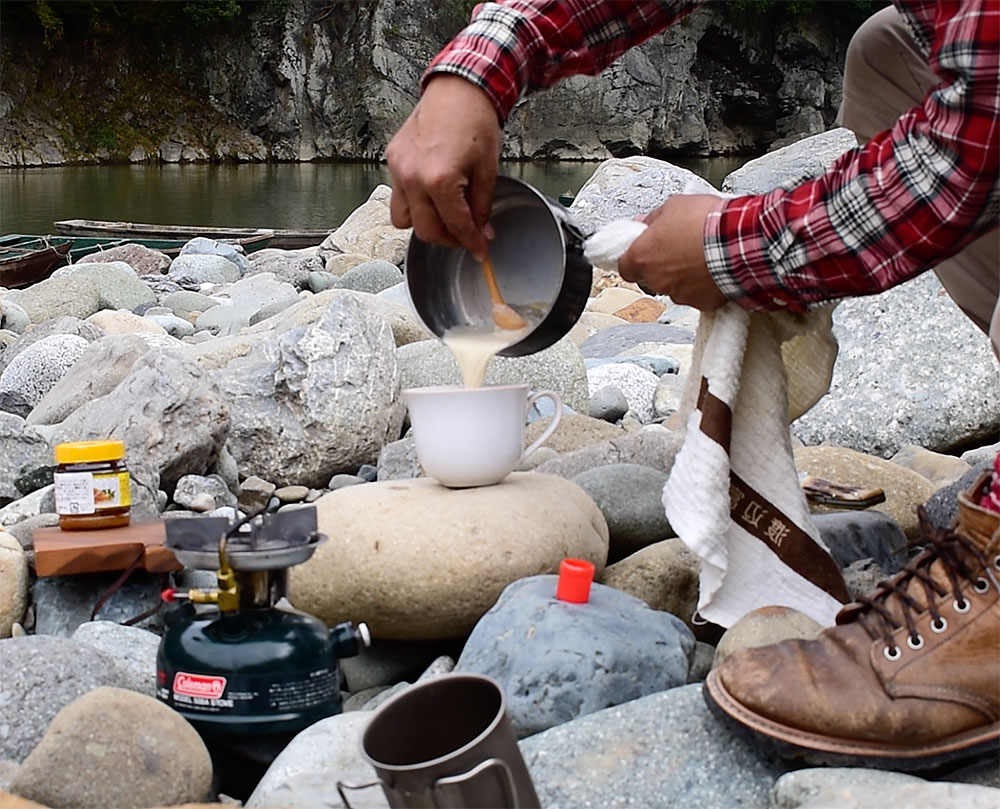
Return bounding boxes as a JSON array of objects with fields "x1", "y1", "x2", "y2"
[
  {"x1": 386, "y1": 75, "x2": 503, "y2": 260},
  {"x1": 618, "y1": 194, "x2": 729, "y2": 310}
]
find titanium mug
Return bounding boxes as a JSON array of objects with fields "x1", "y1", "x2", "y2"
[{"x1": 337, "y1": 673, "x2": 540, "y2": 808}]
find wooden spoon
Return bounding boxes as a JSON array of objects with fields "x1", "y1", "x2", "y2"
[{"x1": 481, "y1": 254, "x2": 526, "y2": 331}]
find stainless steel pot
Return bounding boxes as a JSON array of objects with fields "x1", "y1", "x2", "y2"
[{"x1": 405, "y1": 176, "x2": 592, "y2": 357}]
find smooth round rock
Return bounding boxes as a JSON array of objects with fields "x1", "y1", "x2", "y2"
[
  {"x1": 0, "y1": 532, "x2": 27, "y2": 638},
  {"x1": 457, "y1": 575, "x2": 694, "y2": 737},
  {"x1": 600, "y1": 537, "x2": 700, "y2": 623},
  {"x1": 9, "y1": 687, "x2": 212, "y2": 809},
  {"x1": 290, "y1": 473, "x2": 609, "y2": 640},
  {"x1": 572, "y1": 463, "x2": 674, "y2": 561},
  {"x1": 795, "y1": 445, "x2": 936, "y2": 538},
  {"x1": 712, "y1": 605, "x2": 824, "y2": 668}
]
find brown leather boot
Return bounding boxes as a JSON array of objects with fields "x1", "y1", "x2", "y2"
[{"x1": 704, "y1": 471, "x2": 1000, "y2": 771}]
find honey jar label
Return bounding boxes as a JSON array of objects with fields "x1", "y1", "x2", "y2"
[{"x1": 54, "y1": 471, "x2": 131, "y2": 515}]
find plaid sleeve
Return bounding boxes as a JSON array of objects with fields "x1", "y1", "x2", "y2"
[
  {"x1": 706, "y1": 0, "x2": 1000, "y2": 312},
  {"x1": 423, "y1": 0, "x2": 699, "y2": 123}
]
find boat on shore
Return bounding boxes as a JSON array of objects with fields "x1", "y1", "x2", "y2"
[
  {"x1": 0, "y1": 236, "x2": 72, "y2": 288},
  {"x1": 54, "y1": 219, "x2": 329, "y2": 250}
]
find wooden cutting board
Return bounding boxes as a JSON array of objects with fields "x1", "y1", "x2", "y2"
[{"x1": 32, "y1": 520, "x2": 182, "y2": 577}]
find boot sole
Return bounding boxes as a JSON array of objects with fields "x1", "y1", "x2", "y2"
[{"x1": 703, "y1": 669, "x2": 1000, "y2": 772}]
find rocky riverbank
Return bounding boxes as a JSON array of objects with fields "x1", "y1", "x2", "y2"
[{"x1": 0, "y1": 131, "x2": 998, "y2": 809}]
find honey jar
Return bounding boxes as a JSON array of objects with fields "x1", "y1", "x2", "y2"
[{"x1": 53, "y1": 440, "x2": 131, "y2": 530}]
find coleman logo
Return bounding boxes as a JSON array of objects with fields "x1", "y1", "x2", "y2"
[{"x1": 173, "y1": 672, "x2": 227, "y2": 699}]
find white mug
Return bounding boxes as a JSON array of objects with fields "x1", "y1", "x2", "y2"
[{"x1": 403, "y1": 384, "x2": 562, "y2": 488}]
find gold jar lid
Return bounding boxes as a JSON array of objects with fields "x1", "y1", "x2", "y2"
[{"x1": 54, "y1": 440, "x2": 126, "y2": 465}]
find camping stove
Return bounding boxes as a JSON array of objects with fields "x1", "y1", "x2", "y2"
[{"x1": 156, "y1": 507, "x2": 369, "y2": 741}]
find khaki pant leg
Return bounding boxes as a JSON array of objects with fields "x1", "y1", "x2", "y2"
[{"x1": 838, "y1": 6, "x2": 1000, "y2": 357}]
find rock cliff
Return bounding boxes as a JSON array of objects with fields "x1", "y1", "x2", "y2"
[{"x1": 0, "y1": 0, "x2": 855, "y2": 167}]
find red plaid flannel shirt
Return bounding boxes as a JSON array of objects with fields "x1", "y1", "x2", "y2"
[{"x1": 424, "y1": 1, "x2": 1000, "y2": 312}]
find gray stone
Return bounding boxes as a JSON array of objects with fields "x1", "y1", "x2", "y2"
[
  {"x1": 535, "y1": 427, "x2": 684, "y2": 479},
  {"x1": 168, "y1": 253, "x2": 241, "y2": 285},
  {"x1": 771, "y1": 767, "x2": 1000, "y2": 809},
  {"x1": 32, "y1": 571, "x2": 167, "y2": 636},
  {"x1": 328, "y1": 473, "x2": 366, "y2": 490},
  {"x1": 245, "y1": 252, "x2": 323, "y2": 290},
  {"x1": 214, "y1": 294, "x2": 403, "y2": 487},
  {"x1": 842, "y1": 557, "x2": 890, "y2": 603},
  {"x1": 0, "y1": 333, "x2": 89, "y2": 416},
  {"x1": 579, "y1": 322, "x2": 695, "y2": 358},
  {"x1": 0, "y1": 635, "x2": 128, "y2": 762},
  {"x1": 173, "y1": 472, "x2": 238, "y2": 510},
  {"x1": 586, "y1": 362, "x2": 659, "y2": 423},
  {"x1": 50, "y1": 261, "x2": 158, "y2": 311},
  {"x1": 239, "y1": 475, "x2": 277, "y2": 512},
  {"x1": 457, "y1": 575, "x2": 693, "y2": 737},
  {"x1": 722, "y1": 128, "x2": 858, "y2": 195},
  {"x1": 0, "y1": 316, "x2": 104, "y2": 377},
  {"x1": 0, "y1": 412, "x2": 51, "y2": 502},
  {"x1": 70, "y1": 621, "x2": 162, "y2": 696},
  {"x1": 0, "y1": 299, "x2": 30, "y2": 333},
  {"x1": 813, "y1": 510, "x2": 908, "y2": 575},
  {"x1": 793, "y1": 274, "x2": 999, "y2": 457},
  {"x1": 572, "y1": 463, "x2": 673, "y2": 562},
  {"x1": 923, "y1": 460, "x2": 991, "y2": 531},
  {"x1": 520, "y1": 683, "x2": 787, "y2": 809},
  {"x1": 653, "y1": 371, "x2": 686, "y2": 420},
  {"x1": 5, "y1": 275, "x2": 100, "y2": 322},
  {"x1": 246, "y1": 711, "x2": 388, "y2": 809},
  {"x1": 308, "y1": 270, "x2": 338, "y2": 292},
  {"x1": 589, "y1": 384, "x2": 629, "y2": 422},
  {"x1": 274, "y1": 485, "x2": 309, "y2": 503},
  {"x1": 50, "y1": 348, "x2": 229, "y2": 491},
  {"x1": 145, "y1": 312, "x2": 195, "y2": 338},
  {"x1": 179, "y1": 235, "x2": 251, "y2": 273},
  {"x1": 570, "y1": 157, "x2": 717, "y2": 233},
  {"x1": 334, "y1": 259, "x2": 403, "y2": 294},
  {"x1": 961, "y1": 441, "x2": 999, "y2": 469},
  {"x1": 376, "y1": 436, "x2": 422, "y2": 481},
  {"x1": 339, "y1": 640, "x2": 444, "y2": 693},
  {"x1": 160, "y1": 289, "x2": 219, "y2": 320}
]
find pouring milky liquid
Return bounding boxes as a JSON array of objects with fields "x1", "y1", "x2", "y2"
[{"x1": 441, "y1": 255, "x2": 544, "y2": 388}]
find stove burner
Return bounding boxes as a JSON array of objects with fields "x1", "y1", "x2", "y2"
[{"x1": 165, "y1": 508, "x2": 327, "y2": 571}]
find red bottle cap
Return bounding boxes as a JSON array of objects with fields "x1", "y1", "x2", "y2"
[{"x1": 555, "y1": 558, "x2": 595, "y2": 603}]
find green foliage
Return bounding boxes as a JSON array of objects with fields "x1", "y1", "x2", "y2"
[
  {"x1": 182, "y1": 0, "x2": 243, "y2": 28},
  {"x1": 721, "y1": 0, "x2": 889, "y2": 29}
]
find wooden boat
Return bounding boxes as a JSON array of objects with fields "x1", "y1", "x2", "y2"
[
  {"x1": 0, "y1": 236, "x2": 72, "y2": 288},
  {"x1": 54, "y1": 219, "x2": 276, "y2": 252}
]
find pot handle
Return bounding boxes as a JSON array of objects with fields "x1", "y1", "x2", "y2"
[{"x1": 522, "y1": 390, "x2": 562, "y2": 461}]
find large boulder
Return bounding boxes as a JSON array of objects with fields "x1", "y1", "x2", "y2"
[
  {"x1": 49, "y1": 349, "x2": 229, "y2": 491},
  {"x1": 212, "y1": 294, "x2": 403, "y2": 487},
  {"x1": 290, "y1": 473, "x2": 609, "y2": 640},
  {"x1": 324, "y1": 184, "x2": 410, "y2": 265}
]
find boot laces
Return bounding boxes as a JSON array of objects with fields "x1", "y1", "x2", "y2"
[{"x1": 848, "y1": 506, "x2": 997, "y2": 656}]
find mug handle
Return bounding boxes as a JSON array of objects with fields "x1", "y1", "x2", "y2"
[{"x1": 521, "y1": 390, "x2": 562, "y2": 462}]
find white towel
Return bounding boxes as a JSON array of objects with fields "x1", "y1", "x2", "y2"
[{"x1": 584, "y1": 219, "x2": 847, "y2": 628}]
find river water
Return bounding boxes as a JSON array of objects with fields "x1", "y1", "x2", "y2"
[{"x1": 0, "y1": 157, "x2": 745, "y2": 237}]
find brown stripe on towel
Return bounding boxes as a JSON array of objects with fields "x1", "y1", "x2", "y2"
[
  {"x1": 697, "y1": 378, "x2": 732, "y2": 453},
  {"x1": 730, "y1": 472, "x2": 850, "y2": 602}
]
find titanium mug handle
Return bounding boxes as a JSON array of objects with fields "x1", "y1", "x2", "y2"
[
  {"x1": 336, "y1": 778, "x2": 388, "y2": 809},
  {"x1": 432, "y1": 757, "x2": 520, "y2": 809}
]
